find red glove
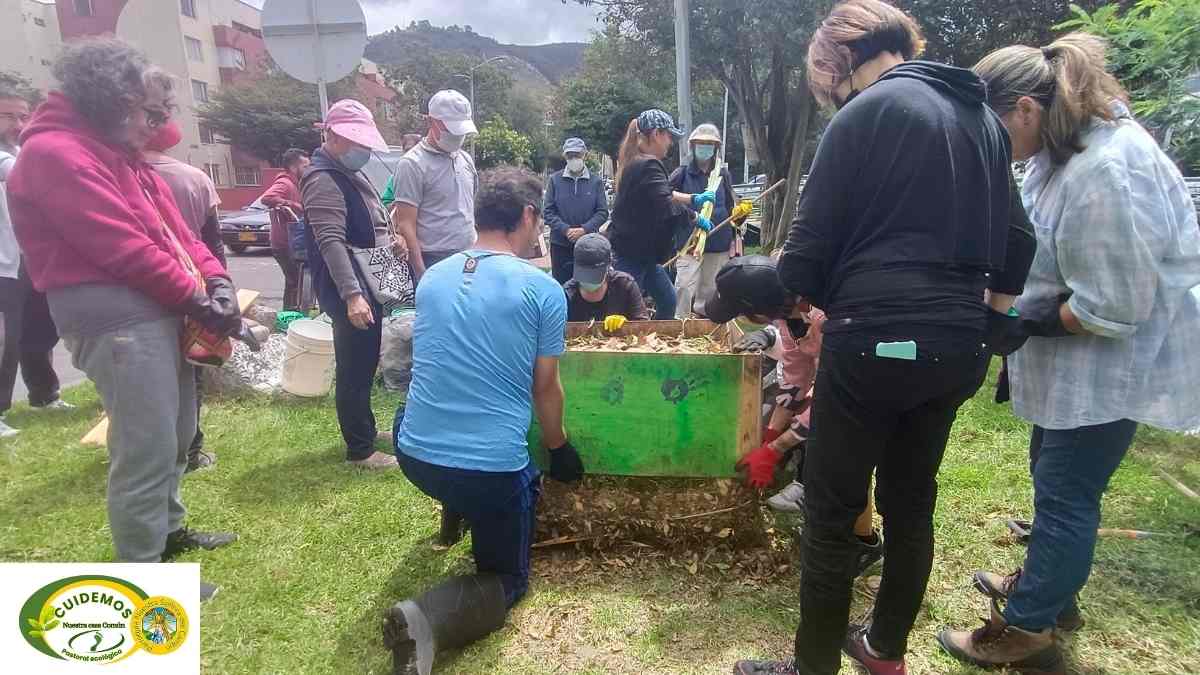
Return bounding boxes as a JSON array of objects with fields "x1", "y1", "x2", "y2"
[
  {"x1": 763, "y1": 428, "x2": 783, "y2": 445},
  {"x1": 736, "y1": 443, "x2": 782, "y2": 488}
]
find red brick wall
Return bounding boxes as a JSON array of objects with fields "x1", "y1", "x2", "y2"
[
  {"x1": 56, "y1": 0, "x2": 127, "y2": 39},
  {"x1": 217, "y1": 168, "x2": 284, "y2": 211}
]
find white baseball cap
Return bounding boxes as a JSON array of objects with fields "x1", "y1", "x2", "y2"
[{"x1": 428, "y1": 90, "x2": 477, "y2": 136}]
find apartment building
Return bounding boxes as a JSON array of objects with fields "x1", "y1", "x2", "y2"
[
  {"x1": 50, "y1": 0, "x2": 401, "y2": 207},
  {"x1": 0, "y1": 0, "x2": 62, "y2": 91}
]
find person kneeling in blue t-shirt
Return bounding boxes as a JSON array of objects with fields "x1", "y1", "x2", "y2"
[{"x1": 385, "y1": 167, "x2": 585, "y2": 675}]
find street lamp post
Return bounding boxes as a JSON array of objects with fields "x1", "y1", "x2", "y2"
[{"x1": 455, "y1": 55, "x2": 508, "y2": 117}]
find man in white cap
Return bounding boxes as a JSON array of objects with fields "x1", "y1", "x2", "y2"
[
  {"x1": 300, "y1": 99, "x2": 399, "y2": 469},
  {"x1": 391, "y1": 89, "x2": 479, "y2": 281}
]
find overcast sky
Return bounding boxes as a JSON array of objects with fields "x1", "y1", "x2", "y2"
[{"x1": 248, "y1": 0, "x2": 602, "y2": 45}]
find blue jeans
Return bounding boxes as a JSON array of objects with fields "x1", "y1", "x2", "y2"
[
  {"x1": 396, "y1": 447, "x2": 541, "y2": 608},
  {"x1": 1005, "y1": 419, "x2": 1137, "y2": 630},
  {"x1": 613, "y1": 256, "x2": 676, "y2": 319}
]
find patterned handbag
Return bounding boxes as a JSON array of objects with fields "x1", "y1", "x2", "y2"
[{"x1": 346, "y1": 219, "x2": 415, "y2": 315}]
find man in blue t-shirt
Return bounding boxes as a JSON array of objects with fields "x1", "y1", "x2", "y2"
[{"x1": 386, "y1": 167, "x2": 584, "y2": 675}]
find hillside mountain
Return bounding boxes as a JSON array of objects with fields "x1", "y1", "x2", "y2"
[{"x1": 365, "y1": 21, "x2": 586, "y2": 93}]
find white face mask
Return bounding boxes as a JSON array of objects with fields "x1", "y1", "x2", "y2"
[
  {"x1": 436, "y1": 131, "x2": 466, "y2": 153},
  {"x1": 566, "y1": 158, "x2": 585, "y2": 174}
]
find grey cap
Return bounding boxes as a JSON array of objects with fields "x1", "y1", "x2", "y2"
[
  {"x1": 562, "y1": 137, "x2": 587, "y2": 154},
  {"x1": 637, "y1": 109, "x2": 684, "y2": 137},
  {"x1": 572, "y1": 233, "x2": 611, "y2": 286}
]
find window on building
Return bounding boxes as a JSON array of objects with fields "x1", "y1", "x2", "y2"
[
  {"x1": 235, "y1": 166, "x2": 262, "y2": 187},
  {"x1": 181, "y1": 0, "x2": 197, "y2": 18},
  {"x1": 191, "y1": 80, "x2": 209, "y2": 104},
  {"x1": 381, "y1": 101, "x2": 397, "y2": 122},
  {"x1": 74, "y1": 0, "x2": 93, "y2": 16},
  {"x1": 199, "y1": 124, "x2": 215, "y2": 145},
  {"x1": 204, "y1": 163, "x2": 223, "y2": 186},
  {"x1": 185, "y1": 37, "x2": 204, "y2": 62},
  {"x1": 34, "y1": 17, "x2": 46, "y2": 27}
]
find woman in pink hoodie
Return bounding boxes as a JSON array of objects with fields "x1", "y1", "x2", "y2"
[{"x1": 8, "y1": 38, "x2": 238, "y2": 599}]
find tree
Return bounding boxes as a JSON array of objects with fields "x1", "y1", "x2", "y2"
[
  {"x1": 475, "y1": 116, "x2": 533, "y2": 169},
  {"x1": 196, "y1": 69, "x2": 359, "y2": 165},
  {"x1": 1057, "y1": 0, "x2": 1200, "y2": 173},
  {"x1": 382, "y1": 51, "x2": 516, "y2": 135},
  {"x1": 580, "y1": 0, "x2": 832, "y2": 249}
]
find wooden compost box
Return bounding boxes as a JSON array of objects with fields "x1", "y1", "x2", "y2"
[{"x1": 529, "y1": 320, "x2": 762, "y2": 478}]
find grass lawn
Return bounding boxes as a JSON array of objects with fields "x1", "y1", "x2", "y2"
[{"x1": 1, "y1": 366, "x2": 1197, "y2": 674}]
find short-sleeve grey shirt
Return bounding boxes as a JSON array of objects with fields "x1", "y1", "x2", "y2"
[{"x1": 392, "y1": 139, "x2": 478, "y2": 254}]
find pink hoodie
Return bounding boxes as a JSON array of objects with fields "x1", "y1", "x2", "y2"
[
  {"x1": 7, "y1": 93, "x2": 226, "y2": 310},
  {"x1": 774, "y1": 308, "x2": 826, "y2": 392}
]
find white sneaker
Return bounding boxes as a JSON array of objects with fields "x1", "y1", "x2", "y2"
[
  {"x1": 0, "y1": 419, "x2": 19, "y2": 438},
  {"x1": 766, "y1": 481, "x2": 806, "y2": 513},
  {"x1": 34, "y1": 399, "x2": 75, "y2": 411}
]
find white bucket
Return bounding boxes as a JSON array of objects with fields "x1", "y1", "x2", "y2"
[{"x1": 281, "y1": 319, "x2": 336, "y2": 397}]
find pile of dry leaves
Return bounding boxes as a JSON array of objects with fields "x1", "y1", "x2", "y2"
[{"x1": 566, "y1": 332, "x2": 730, "y2": 354}]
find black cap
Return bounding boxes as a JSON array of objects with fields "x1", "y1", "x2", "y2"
[
  {"x1": 705, "y1": 255, "x2": 790, "y2": 324},
  {"x1": 572, "y1": 233, "x2": 611, "y2": 286}
]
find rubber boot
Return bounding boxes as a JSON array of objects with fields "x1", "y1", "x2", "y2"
[
  {"x1": 435, "y1": 509, "x2": 466, "y2": 549},
  {"x1": 383, "y1": 574, "x2": 507, "y2": 675}
]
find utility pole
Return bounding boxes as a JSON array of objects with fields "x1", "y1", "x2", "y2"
[
  {"x1": 721, "y1": 86, "x2": 729, "y2": 164},
  {"x1": 673, "y1": 0, "x2": 693, "y2": 164}
]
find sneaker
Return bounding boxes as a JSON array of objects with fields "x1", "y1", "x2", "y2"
[
  {"x1": 936, "y1": 599, "x2": 1065, "y2": 674},
  {"x1": 843, "y1": 624, "x2": 907, "y2": 674},
  {"x1": 200, "y1": 581, "x2": 219, "y2": 602},
  {"x1": 348, "y1": 451, "x2": 398, "y2": 469},
  {"x1": 0, "y1": 419, "x2": 19, "y2": 439},
  {"x1": 161, "y1": 527, "x2": 238, "y2": 560},
  {"x1": 973, "y1": 568, "x2": 1084, "y2": 632},
  {"x1": 185, "y1": 449, "x2": 216, "y2": 473},
  {"x1": 732, "y1": 658, "x2": 798, "y2": 675},
  {"x1": 32, "y1": 399, "x2": 75, "y2": 411},
  {"x1": 766, "y1": 481, "x2": 806, "y2": 513},
  {"x1": 856, "y1": 530, "x2": 884, "y2": 577}
]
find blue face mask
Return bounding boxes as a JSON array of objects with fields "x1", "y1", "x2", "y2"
[
  {"x1": 338, "y1": 145, "x2": 372, "y2": 171},
  {"x1": 694, "y1": 145, "x2": 716, "y2": 162}
]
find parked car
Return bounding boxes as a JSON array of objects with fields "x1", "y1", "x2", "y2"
[{"x1": 219, "y1": 196, "x2": 271, "y2": 254}]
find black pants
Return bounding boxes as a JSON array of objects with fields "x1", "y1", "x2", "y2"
[
  {"x1": 794, "y1": 344, "x2": 988, "y2": 673},
  {"x1": 549, "y1": 243, "x2": 574, "y2": 285},
  {"x1": 272, "y1": 247, "x2": 302, "y2": 312},
  {"x1": 325, "y1": 293, "x2": 383, "y2": 460},
  {"x1": 0, "y1": 266, "x2": 62, "y2": 414}
]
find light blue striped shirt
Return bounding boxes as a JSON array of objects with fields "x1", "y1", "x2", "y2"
[{"x1": 1009, "y1": 111, "x2": 1200, "y2": 432}]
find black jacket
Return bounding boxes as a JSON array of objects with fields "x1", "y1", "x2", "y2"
[
  {"x1": 779, "y1": 61, "x2": 1032, "y2": 347},
  {"x1": 610, "y1": 154, "x2": 688, "y2": 265}
]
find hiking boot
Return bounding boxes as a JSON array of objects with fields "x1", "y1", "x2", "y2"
[
  {"x1": 349, "y1": 451, "x2": 399, "y2": 469},
  {"x1": 856, "y1": 530, "x2": 884, "y2": 577},
  {"x1": 732, "y1": 658, "x2": 798, "y2": 675},
  {"x1": 433, "y1": 510, "x2": 466, "y2": 550},
  {"x1": 843, "y1": 624, "x2": 907, "y2": 674},
  {"x1": 936, "y1": 599, "x2": 1065, "y2": 675},
  {"x1": 200, "y1": 581, "x2": 219, "y2": 602},
  {"x1": 973, "y1": 568, "x2": 1084, "y2": 632},
  {"x1": 162, "y1": 527, "x2": 238, "y2": 560},
  {"x1": 383, "y1": 574, "x2": 507, "y2": 675},
  {"x1": 186, "y1": 449, "x2": 216, "y2": 473},
  {"x1": 32, "y1": 399, "x2": 75, "y2": 411},
  {"x1": 0, "y1": 419, "x2": 19, "y2": 438},
  {"x1": 766, "y1": 481, "x2": 806, "y2": 513}
]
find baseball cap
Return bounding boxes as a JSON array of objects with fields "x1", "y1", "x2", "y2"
[
  {"x1": 705, "y1": 255, "x2": 790, "y2": 324},
  {"x1": 428, "y1": 90, "x2": 477, "y2": 136},
  {"x1": 637, "y1": 109, "x2": 684, "y2": 137},
  {"x1": 572, "y1": 233, "x2": 611, "y2": 286},
  {"x1": 145, "y1": 121, "x2": 182, "y2": 152},
  {"x1": 562, "y1": 137, "x2": 587, "y2": 155},
  {"x1": 323, "y1": 99, "x2": 388, "y2": 152}
]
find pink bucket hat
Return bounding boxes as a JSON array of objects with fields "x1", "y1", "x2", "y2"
[{"x1": 323, "y1": 99, "x2": 388, "y2": 152}]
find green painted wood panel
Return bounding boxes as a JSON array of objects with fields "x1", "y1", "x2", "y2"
[{"x1": 529, "y1": 350, "x2": 752, "y2": 477}]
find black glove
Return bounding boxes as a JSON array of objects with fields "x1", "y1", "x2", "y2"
[
  {"x1": 548, "y1": 441, "x2": 584, "y2": 483},
  {"x1": 733, "y1": 328, "x2": 775, "y2": 354},
  {"x1": 1020, "y1": 293, "x2": 1073, "y2": 338},
  {"x1": 984, "y1": 294, "x2": 1074, "y2": 356},
  {"x1": 995, "y1": 358, "x2": 1011, "y2": 404},
  {"x1": 183, "y1": 279, "x2": 241, "y2": 338},
  {"x1": 984, "y1": 307, "x2": 1027, "y2": 356}
]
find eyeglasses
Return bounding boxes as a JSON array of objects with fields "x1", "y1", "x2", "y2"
[
  {"x1": 142, "y1": 106, "x2": 172, "y2": 129},
  {"x1": 0, "y1": 112, "x2": 29, "y2": 124}
]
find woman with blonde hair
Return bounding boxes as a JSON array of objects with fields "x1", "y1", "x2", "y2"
[
  {"x1": 735, "y1": 0, "x2": 1031, "y2": 672},
  {"x1": 938, "y1": 33, "x2": 1200, "y2": 674},
  {"x1": 608, "y1": 109, "x2": 716, "y2": 318}
]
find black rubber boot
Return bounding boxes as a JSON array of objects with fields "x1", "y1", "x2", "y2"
[
  {"x1": 435, "y1": 509, "x2": 466, "y2": 549},
  {"x1": 383, "y1": 574, "x2": 507, "y2": 675}
]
